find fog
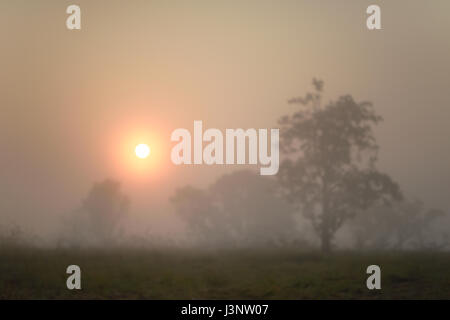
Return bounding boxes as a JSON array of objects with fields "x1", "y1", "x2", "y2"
[{"x1": 1, "y1": 0, "x2": 449, "y2": 250}]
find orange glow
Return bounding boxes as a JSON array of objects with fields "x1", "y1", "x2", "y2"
[
  {"x1": 103, "y1": 116, "x2": 173, "y2": 183},
  {"x1": 120, "y1": 129, "x2": 166, "y2": 179},
  {"x1": 94, "y1": 91, "x2": 178, "y2": 184}
]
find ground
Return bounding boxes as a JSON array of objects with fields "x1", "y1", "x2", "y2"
[{"x1": 1, "y1": 247, "x2": 449, "y2": 299}]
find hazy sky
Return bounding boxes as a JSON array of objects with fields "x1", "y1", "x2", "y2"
[{"x1": 1, "y1": 0, "x2": 449, "y2": 237}]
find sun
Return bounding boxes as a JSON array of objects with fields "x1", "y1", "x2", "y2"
[{"x1": 135, "y1": 143, "x2": 150, "y2": 159}]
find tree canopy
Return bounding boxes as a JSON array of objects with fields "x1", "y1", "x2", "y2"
[{"x1": 278, "y1": 79, "x2": 402, "y2": 252}]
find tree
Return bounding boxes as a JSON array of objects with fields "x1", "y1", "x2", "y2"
[
  {"x1": 349, "y1": 200, "x2": 447, "y2": 250},
  {"x1": 81, "y1": 179, "x2": 130, "y2": 244},
  {"x1": 170, "y1": 185, "x2": 220, "y2": 243},
  {"x1": 171, "y1": 170, "x2": 298, "y2": 247},
  {"x1": 278, "y1": 79, "x2": 402, "y2": 253}
]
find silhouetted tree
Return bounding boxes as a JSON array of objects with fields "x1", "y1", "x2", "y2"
[
  {"x1": 170, "y1": 185, "x2": 220, "y2": 243},
  {"x1": 171, "y1": 170, "x2": 298, "y2": 247},
  {"x1": 278, "y1": 79, "x2": 402, "y2": 253},
  {"x1": 350, "y1": 200, "x2": 447, "y2": 250},
  {"x1": 0, "y1": 224, "x2": 36, "y2": 248},
  {"x1": 81, "y1": 179, "x2": 130, "y2": 244}
]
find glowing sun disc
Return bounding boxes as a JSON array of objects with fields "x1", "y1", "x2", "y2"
[{"x1": 135, "y1": 144, "x2": 150, "y2": 159}]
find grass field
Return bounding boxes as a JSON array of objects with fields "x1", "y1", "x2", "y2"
[{"x1": 1, "y1": 247, "x2": 449, "y2": 299}]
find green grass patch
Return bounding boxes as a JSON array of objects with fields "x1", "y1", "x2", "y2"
[{"x1": 0, "y1": 247, "x2": 449, "y2": 299}]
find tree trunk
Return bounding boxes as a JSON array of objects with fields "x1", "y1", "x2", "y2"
[
  {"x1": 321, "y1": 173, "x2": 331, "y2": 254},
  {"x1": 320, "y1": 224, "x2": 331, "y2": 253}
]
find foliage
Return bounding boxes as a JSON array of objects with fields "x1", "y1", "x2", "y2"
[
  {"x1": 278, "y1": 79, "x2": 402, "y2": 252},
  {"x1": 171, "y1": 170, "x2": 299, "y2": 247},
  {"x1": 61, "y1": 179, "x2": 130, "y2": 246},
  {"x1": 349, "y1": 199, "x2": 448, "y2": 250}
]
